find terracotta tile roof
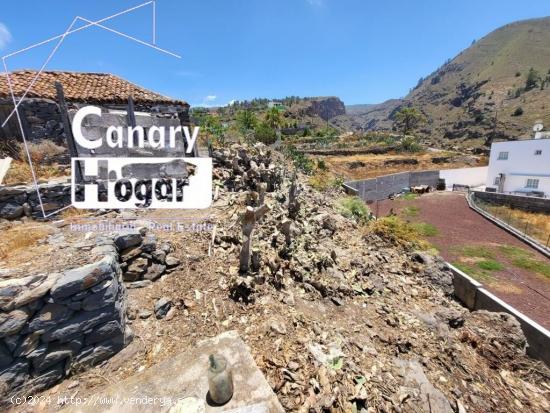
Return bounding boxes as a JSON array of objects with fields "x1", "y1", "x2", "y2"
[{"x1": 0, "y1": 70, "x2": 186, "y2": 106}]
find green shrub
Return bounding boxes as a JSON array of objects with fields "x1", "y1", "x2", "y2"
[
  {"x1": 254, "y1": 122, "x2": 277, "y2": 145},
  {"x1": 285, "y1": 145, "x2": 314, "y2": 175},
  {"x1": 338, "y1": 196, "x2": 371, "y2": 224},
  {"x1": 370, "y1": 216, "x2": 430, "y2": 250},
  {"x1": 525, "y1": 67, "x2": 541, "y2": 91},
  {"x1": 512, "y1": 107, "x2": 524, "y2": 117},
  {"x1": 398, "y1": 135, "x2": 422, "y2": 153}
]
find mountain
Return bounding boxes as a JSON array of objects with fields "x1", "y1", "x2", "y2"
[{"x1": 337, "y1": 17, "x2": 550, "y2": 148}]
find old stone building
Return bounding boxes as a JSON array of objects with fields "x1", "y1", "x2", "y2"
[{"x1": 0, "y1": 70, "x2": 190, "y2": 144}]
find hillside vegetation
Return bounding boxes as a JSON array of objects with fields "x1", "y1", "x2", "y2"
[{"x1": 336, "y1": 17, "x2": 550, "y2": 149}]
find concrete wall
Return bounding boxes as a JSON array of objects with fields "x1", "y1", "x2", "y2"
[
  {"x1": 346, "y1": 167, "x2": 491, "y2": 202},
  {"x1": 346, "y1": 170, "x2": 440, "y2": 202},
  {"x1": 440, "y1": 166, "x2": 488, "y2": 188},
  {"x1": 0, "y1": 241, "x2": 129, "y2": 402},
  {"x1": 409, "y1": 170, "x2": 440, "y2": 187},
  {"x1": 448, "y1": 263, "x2": 550, "y2": 366},
  {"x1": 473, "y1": 191, "x2": 550, "y2": 213}
]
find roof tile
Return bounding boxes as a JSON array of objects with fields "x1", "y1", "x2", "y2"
[{"x1": 0, "y1": 70, "x2": 186, "y2": 106}]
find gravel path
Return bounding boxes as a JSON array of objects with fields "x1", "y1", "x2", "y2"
[{"x1": 377, "y1": 191, "x2": 550, "y2": 329}]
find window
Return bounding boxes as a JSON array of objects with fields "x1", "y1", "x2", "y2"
[
  {"x1": 534, "y1": 150, "x2": 542, "y2": 155},
  {"x1": 526, "y1": 179, "x2": 539, "y2": 189},
  {"x1": 497, "y1": 151, "x2": 509, "y2": 160},
  {"x1": 494, "y1": 177, "x2": 500, "y2": 185}
]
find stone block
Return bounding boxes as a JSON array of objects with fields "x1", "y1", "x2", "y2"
[
  {"x1": 81, "y1": 279, "x2": 118, "y2": 311},
  {"x1": 0, "y1": 341, "x2": 12, "y2": 368},
  {"x1": 26, "y1": 303, "x2": 73, "y2": 332},
  {"x1": 0, "y1": 203, "x2": 24, "y2": 220},
  {"x1": 143, "y1": 264, "x2": 165, "y2": 281},
  {"x1": 114, "y1": 232, "x2": 143, "y2": 251},
  {"x1": 50, "y1": 255, "x2": 117, "y2": 300},
  {"x1": 41, "y1": 301, "x2": 121, "y2": 343},
  {"x1": 85, "y1": 320, "x2": 123, "y2": 345},
  {"x1": 0, "y1": 307, "x2": 31, "y2": 338},
  {"x1": 0, "y1": 359, "x2": 29, "y2": 391},
  {"x1": 32, "y1": 339, "x2": 82, "y2": 372}
]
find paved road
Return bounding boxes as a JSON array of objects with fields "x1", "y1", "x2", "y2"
[{"x1": 377, "y1": 191, "x2": 550, "y2": 329}]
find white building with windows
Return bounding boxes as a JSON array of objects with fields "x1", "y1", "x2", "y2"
[{"x1": 485, "y1": 137, "x2": 550, "y2": 197}]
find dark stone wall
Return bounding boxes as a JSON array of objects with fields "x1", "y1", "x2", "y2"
[
  {"x1": 0, "y1": 245, "x2": 129, "y2": 404},
  {"x1": 473, "y1": 191, "x2": 550, "y2": 213},
  {"x1": 0, "y1": 183, "x2": 73, "y2": 220},
  {"x1": 0, "y1": 98, "x2": 190, "y2": 145},
  {"x1": 0, "y1": 99, "x2": 64, "y2": 143}
]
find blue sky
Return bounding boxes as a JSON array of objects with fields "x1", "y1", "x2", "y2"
[{"x1": 1, "y1": 0, "x2": 549, "y2": 106}]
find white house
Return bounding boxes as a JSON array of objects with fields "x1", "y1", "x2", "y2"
[{"x1": 485, "y1": 137, "x2": 550, "y2": 197}]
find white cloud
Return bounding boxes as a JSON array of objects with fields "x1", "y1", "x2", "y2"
[
  {"x1": 305, "y1": 0, "x2": 324, "y2": 6},
  {"x1": 0, "y1": 23, "x2": 12, "y2": 50},
  {"x1": 228, "y1": 99, "x2": 236, "y2": 106},
  {"x1": 192, "y1": 95, "x2": 219, "y2": 107}
]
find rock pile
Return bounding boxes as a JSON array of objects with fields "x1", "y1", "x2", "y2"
[
  {"x1": 204, "y1": 144, "x2": 549, "y2": 412},
  {"x1": 0, "y1": 237, "x2": 129, "y2": 404},
  {"x1": 115, "y1": 230, "x2": 181, "y2": 289}
]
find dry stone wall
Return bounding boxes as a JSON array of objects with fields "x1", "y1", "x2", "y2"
[
  {"x1": 0, "y1": 236, "x2": 131, "y2": 404},
  {"x1": 0, "y1": 182, "x2": 73, "y2": 220}
]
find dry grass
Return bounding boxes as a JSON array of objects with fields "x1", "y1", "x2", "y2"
[
  {"x1": 60, "y1": 207, "x2": 93, "y2": 222},
  {"x1": 484, "y1": 204, "x2": 550, "y2": 245},
  {"x1": 0, "y1": 223, "x2": 55, "y2": 261},
  {"x1": 320, "y1": 152, "x2": 485, "y2": 181},
  {"x1": 3, "y1": 141, "x2": 68, "y2": 184}
]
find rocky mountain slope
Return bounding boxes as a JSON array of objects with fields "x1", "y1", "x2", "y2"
[{"x1": 335, "y1": 17, "x2": 550, "y2": 147}]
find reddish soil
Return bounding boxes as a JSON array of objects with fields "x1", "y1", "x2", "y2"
[{"x1": 377, "y1": 191, "x2": 550, "y2": 329}]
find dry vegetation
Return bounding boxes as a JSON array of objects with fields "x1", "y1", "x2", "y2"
[
  {"x1": 0, "y1": 222, "x2": 55, "y2": 262},
  {"x1": 319, "y1": 152, "x2": 486, "y2": 181},
  {"x1": 482, "y1": 204, "x2": 550, "y2": 245},
  {"x1": 2, "y1": 141, "x2": 68, "y2": 185}
]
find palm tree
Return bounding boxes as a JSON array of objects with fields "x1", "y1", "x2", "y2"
[{"x1": 264, "y1": 107, "x2": 283, "y2": 130}]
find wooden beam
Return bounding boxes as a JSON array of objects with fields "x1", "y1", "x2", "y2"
[
  {"x1": 127, "y1": 95, "x2": 137, "y2": 128},
  {"x1": 55, "y1": 81, "x2": 82, "y2": 183}
]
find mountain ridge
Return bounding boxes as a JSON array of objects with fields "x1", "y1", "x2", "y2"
[{"x1": 335, "y1": 16, "x2": 550, "y2": 148}]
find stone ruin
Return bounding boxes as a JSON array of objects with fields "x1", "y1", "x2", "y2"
[{"x1": 0, "y1": 228, "x2": 181, "y2": 404}]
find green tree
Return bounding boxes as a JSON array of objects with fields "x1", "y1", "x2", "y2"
[
  {"x1": 525, "y1": 68, "x2": 541, "y2": 91},
  {"x1": 393, "y1": 107, "x2": 426, "y2": 135},
  {"x1": 236, "y1": 109, "x2": 257, "y2": 133},
  {"x1": 254, "y1": 122, "x2": 277, "y2": 145},
  {"x1": 264, "y1": 107, "x2": 283, "y2": 130},
  {"x1": 200, "y1": 114, "x2": 224, "y2": 145}
]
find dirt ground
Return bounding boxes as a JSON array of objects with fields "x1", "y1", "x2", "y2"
[
  {"x1": 377, "y1": 191, "x2": 550, "y2": 329},
  {"x1": 4, "y1": 147, "x2": 549, "y2": 413}
]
